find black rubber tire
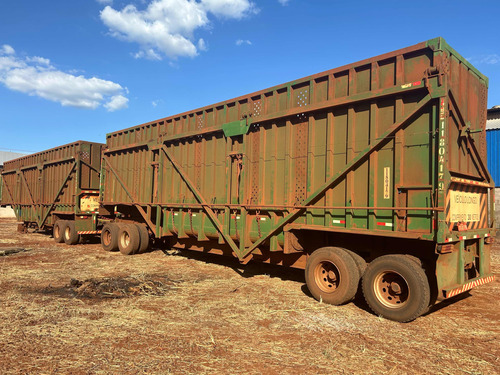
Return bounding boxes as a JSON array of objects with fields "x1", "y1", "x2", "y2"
[
  {"x1": 118, "y1": 224, "x2": 140, "y2": 255},
  {"x1": 135, "y1": 223, "x2": 150, "y2": 253},
  {"x1": 343, "y1": 248, "x2": 367, "y2": 276},
  {"x1": 101, "y1": 223, "x2": 120, "y2": 252},
  {"x1": 305, "y1": 247, "x2": 360, "y2": 305},
  {"x1": 63, "y1": 221, "x2": 80, "y2": 245},
  {"x1": 362, "y1": 254, "x2": 430, "y2": 322},
  {"x1": 53, "y1": 220, "x2": 66, "y2": 243}
]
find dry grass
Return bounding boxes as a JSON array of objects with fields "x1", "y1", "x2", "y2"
[{"x1": 0, "y1": 218, "x2": 498, "y2": 374}]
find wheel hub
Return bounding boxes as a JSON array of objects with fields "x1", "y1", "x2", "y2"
[
  {"x1": 314, "y1": 261, "x2": 340, "y2": 293},
  {"x1": 121, "y1": 232, "x2": 130, "y2": 248},
  {"x1": 390, "y1": 282, "x2": 402, "y2": 294},
  {"x1": 103, "y1": 230, "x2": 111, "y2": 246},
  {"x1": 373, "y1": 271, "x2": 409, "y2": 308},
  {"x1": 328, "y1": 270, "x2": 337, "y2": 281}
]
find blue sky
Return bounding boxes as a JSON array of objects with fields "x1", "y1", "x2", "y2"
[{"x1": 1, "y1": 0, "x2": 499, "y2": 153}]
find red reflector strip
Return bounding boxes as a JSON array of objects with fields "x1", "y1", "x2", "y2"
[
  {"x1": 450, "y1": 177, "x2": 490, "y2": 188},
  {"x1": 401, "y1": 81, "x2": 422, "y2": 89},
  {"x1": 332, "y1": 220, "x2": 346, "y2": 224},
  {"x1": 485, "y1": 233, "x2": 490, "y2": 237},
  {"x1": 376, "y1": 222, "x2": 393, "y2": 227},
  {"x1": 445, "y1": 276, "x2": 495, "y2": 298},
  {"x1": 77, "y1": 231, "x2": 102, "y2": 235},
  {"x1": 444, "y1": 238, "x2": 453, "y2": 243}
]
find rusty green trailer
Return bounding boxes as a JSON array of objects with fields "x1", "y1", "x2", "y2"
[
  {"x1": 0, "y1": 141, "x2": 103, "y2": 243},
  {"x1": 101, "y1": 37, "x2": 495, "y2": 321},
  {"x1": 2, "y1": 37, "x2": 494, "y2": 321}
]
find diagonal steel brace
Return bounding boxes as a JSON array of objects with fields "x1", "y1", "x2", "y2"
[
  {"x1": 39, "y1": 161, "x2": 77, "y2": 229},
  {"x1": 1, "y1": 177, "x2": 15, "y2": 205},
  {"x1": 102, "y1": 155, "x2": 157, "y2": 233},
  {"x1": 241, "y1": 94, "x2": 433, "y2": 259},
  {"x1": 18, "y1": 171, "x2": 42, "y2": 226},
  {"x1": 160, "y1": 144, "x2": 243, "y2": 258}
]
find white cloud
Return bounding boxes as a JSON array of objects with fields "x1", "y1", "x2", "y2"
[
  {"x1": 26, "y1": 56, "x2": 51, "y2": 66},
  {"x1": 0, "y1": 47, "x2": 128, "y2": 110},
  {"x1": 100, "y1": 0, "x2": 257, "y2": 60},
  {"x1": 1, "y1": 44, "x2": 15, "y2": 55},
  {"x1": 198, "y1": 38, "x2": 207, "y2": 51},
  {"x1": 236, "y1": 39, "x2": 251, "y2": 46},
  {"x1": 97, "y1": 0, "x2": 113, "y2": 4},
  {"x1": 152, "y1": 99, "x2": 159, "y2": 107},
  {"x1": 201, "y1": 0, "x2": 258, "y2": 19},
  {"x1": 278, "y1": 0, "x2": 290, "y2": 5},
  {"x1": 133, "y1": 49, "x2": 162, "y2": 60},
  {"x1": 467, "y1": 54, "x2": 500, "y2": 65},
  {"x1": 104, "y1": 95, "x2": 129, "y2": 111}
]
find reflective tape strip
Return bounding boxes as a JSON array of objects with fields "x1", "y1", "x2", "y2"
[
  {"x1": 445, "y1": 276, "x2": 495, "y2": 298},
  {"x1": 376, "y1": 222, "x2": 393, "y2": 227},
  {"x1": 444, "y1": 238, "x2": 453, "y2": 243},
  {"x1": 332, "y1": 220, "x2": 346, "y2": 224},
  {"x1": 77, "y1": 231, "x2": 102, "y2": 235},
  {"x1": 450, "y1": 177, "x2": 490, "y2": 188},
  {"x1": 401, "y1": 81, "x2": 422, "y2": 89}
]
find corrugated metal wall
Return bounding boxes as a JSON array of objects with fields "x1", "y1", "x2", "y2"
[
  {"x1": 486, "y1": 129, "x2": 500, "y2": 187},
  {"x1": 1, "y1": 141, "x2": 102, "y2": 225},
  {"x1": 102, "y1": 38, "x2": 491, "y2": 247}
]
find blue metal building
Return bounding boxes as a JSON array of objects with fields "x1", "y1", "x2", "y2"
[{"x1": 486, "y1": 107, "x2": 500, "y2": 187}]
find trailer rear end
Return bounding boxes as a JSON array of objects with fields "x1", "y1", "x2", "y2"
[{"x1": 0, "y1": 141, "x2": 103, "y2": 244}]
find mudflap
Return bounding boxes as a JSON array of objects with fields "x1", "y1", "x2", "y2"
[{"x1": 435, "y1": 237, "x2": 493, "y2": 301}]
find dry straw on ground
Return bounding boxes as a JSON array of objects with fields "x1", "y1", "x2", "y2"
[{"x1": 0, "y1": 218, "x2": 498, "y2": 374}]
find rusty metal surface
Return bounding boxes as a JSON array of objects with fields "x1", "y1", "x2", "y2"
[
  {"x1": 0, "y1": 141, "x2": 103, "y2": 228},
  {"x1": 102, "y1": 38, "x2": 493, "y2": 267},
  {"x1": 0, "y1": 37, "x2": 489, "y2": 299}
]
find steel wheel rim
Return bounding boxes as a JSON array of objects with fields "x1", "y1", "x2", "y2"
[
  {"x1": 373, "y1": 270, "x2": 409, "y2": 308},
  {"x1": 103, "y1": 229, "x2": 112, "y2": 246},
  {"x1": 54, "y1": 225, "x2": 60, "y2": 238},
  {"x1": 120, "y1": 231, "x2": 130, "y2": 248},
  {"x1": 314, "y1": 261, "x2": 340, "y2": 293},
  {"x1": 64, "y1": 226, "x2": 70, "y2": 240}
]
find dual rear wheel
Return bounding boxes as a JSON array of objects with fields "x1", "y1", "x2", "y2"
[
  {"x1": 53, "y1": 220, "x2": 80, "y2": 245},
  {"x1": 305, "y1": 247, "x2": 361, "y2": 305},
  {"x1": 305, "y1": 247, "x2": 430, "y2": 322},
  {"x1": 101, "y1": 222, "x2": 149, "y2": 255},
  {"x1": 53, "y1": 221, "x2": 66, "y2": 243}
]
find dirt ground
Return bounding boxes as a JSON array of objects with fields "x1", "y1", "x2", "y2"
[{"x1": 0, "y1": 218, "x2": 498, "y2": 375}]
